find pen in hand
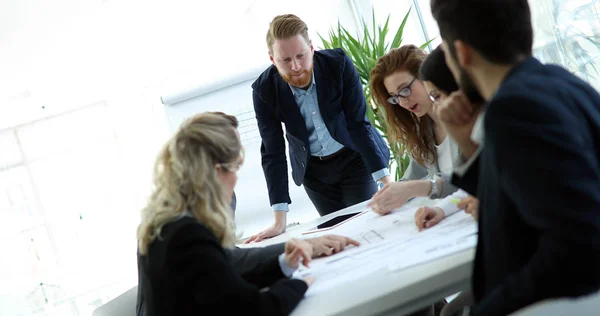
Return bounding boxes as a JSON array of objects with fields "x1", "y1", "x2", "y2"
[{"x1": 415, "y1": 206, "x2": 445, "y2": 231}]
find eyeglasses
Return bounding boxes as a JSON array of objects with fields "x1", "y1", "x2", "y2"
[
  {"x1": 218, "y1": 161, "x2": 243, "y2": 172},
  {"x1": 429, "y1": 92, "x2": 442, "y2": 105},
  {"x1": 387, "y1": 77, "x2": 417, "y2": 105}
]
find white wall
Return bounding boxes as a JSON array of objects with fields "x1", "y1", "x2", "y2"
[
  {"x1": 163, "y1": 79, "x2": 321, "y2": 238},
  {"x1": 0, "y1": 0, "x2": 361, "y2": 314}
]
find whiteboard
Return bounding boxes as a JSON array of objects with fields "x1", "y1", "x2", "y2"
[{"x1": 161, "y1": 74, "x2": 318, "y2": 237}]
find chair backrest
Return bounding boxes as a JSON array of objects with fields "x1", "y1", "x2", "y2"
[
  {"x1": 512, "y1": 290, "x2": 600, "y2": 316},
  {"x1": 93, "y1": 286, "x2": 137, "y2": 316}
]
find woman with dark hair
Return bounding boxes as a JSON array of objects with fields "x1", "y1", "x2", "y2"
[
  {"x1": 417, "y1": 45, "x2": 480, "y2": 226},
  {"x1": 419, "y1": 45, "x2": 458, "y2": 103},
  {"x1": 368, "y1": 45, "x2": 478, "y2": 228}
]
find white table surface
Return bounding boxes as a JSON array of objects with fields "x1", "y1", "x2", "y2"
[{"x1": 241, "y1": 198, "x2": 476, "y2": 316}]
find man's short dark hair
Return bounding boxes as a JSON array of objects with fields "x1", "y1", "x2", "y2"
[{"x1": 431, "y1": 0, "x2": 533, "y2": 64}]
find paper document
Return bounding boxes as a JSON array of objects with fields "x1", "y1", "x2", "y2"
[
  {"x1": 334, "y1": 203, "x2": 475, "y2": 244},
  {"x1": 293, "y1": 206, "x2": 477, "y2": 296}
]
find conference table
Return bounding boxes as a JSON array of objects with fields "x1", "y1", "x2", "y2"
[{"x1": 242, "y1": 198, "x2": 476, "y2": 316}]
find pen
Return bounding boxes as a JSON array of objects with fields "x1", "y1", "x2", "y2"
[
  {"x1": 286, "y1": 222, "x2": 300, "y2": 228},
  {"x1": 450, "y1": 198, "x2": 461, "y2": 205}
]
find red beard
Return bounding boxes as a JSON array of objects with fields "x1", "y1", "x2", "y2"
[{"x1": 280, "y1": 66, "x2": 313, "y2": 88}]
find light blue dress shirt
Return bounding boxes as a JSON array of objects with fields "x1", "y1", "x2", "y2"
[
  {"x1": 273, "y1": 72, "x2": 389, "y2": 211},
  {"x1": 289, "y1": 74, "x2": 345, "y2": 157},
  {"x1": 278, "y1": 253, "x2": 297, "y2": 277}
]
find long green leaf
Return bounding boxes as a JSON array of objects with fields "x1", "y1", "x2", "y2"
[
  {"x1": 377, "y1": 14, "x2": 391, "y2": 57},
  {"x1": 341, "y1": 27, "x2": 369, "y2": 72},
  {"x1": 391, "y1": 7, "x2": 412, "y2": 49},
  {"x1": 371, "y1": 8, "x2": 377, "y2": 42},
  {"x1": 341, "y1": 26, "x2": 363, "y2": 52},
  {"x1": 318, "y1": 33, "x2": 330, "y2": 50},
  {"x1": 420, "y1": 37, "x2": 437, "y2": 50},
  {"x1": 361, "y1": 20, "x2": 373, "y2": 58},
  {"x1": 371, "y1": 8, "x2": 378, "y2": 58},
  {"x1": 336, "y1": 21, "x2": 342, "y2": 50}
]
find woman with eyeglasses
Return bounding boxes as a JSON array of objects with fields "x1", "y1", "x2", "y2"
[
  {"x1": 367, "y1": 44, "x2": 478, "y2": 228},
  {"x1": 136, "y1": 112, "x2": 313, "y2": 316}
]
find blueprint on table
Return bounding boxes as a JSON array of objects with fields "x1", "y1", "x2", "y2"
[{"x1": 293, "y1": 205, "x2": 478, "y2": 296}]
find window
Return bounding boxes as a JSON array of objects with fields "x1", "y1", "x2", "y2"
[
  {"x1": 369, "y1": 0, "x2": 440, "y2": 50},
  {"x1": 370, "y1": 0, "x2": 600, "y2": 90},
  {"x1": 0, "y1": 103, "x2": 140, "y2": 315},
  {"x1": 531, "y1": 0, "x2": 600, "y2": 90}
]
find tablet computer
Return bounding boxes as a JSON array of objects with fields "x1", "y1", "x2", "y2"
[{"x1": 301, "y1": 211, "x2": 366, "y2": 235}]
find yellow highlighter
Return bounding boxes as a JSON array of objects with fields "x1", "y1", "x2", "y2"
[{"x1": 450, "y1": 198, "x2": 461, "y2": 205}]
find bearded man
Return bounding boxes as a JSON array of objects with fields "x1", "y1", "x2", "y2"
[{"x1": 248, "y1": 14, "x2": 391, "y2": 242}]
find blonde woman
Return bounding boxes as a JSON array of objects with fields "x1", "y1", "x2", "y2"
[{"x1": 136, "y1": 112, "x2": 315, "y2": 315}]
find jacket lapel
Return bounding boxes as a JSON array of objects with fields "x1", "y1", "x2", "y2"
[
  {"x1": 313, "y1": 56, "x2": 330, "y2": 118},
  {"x1": 273, "y1": 73, "x2": 309, "y2": 141}
]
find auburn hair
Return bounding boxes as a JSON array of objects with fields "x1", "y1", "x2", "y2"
[
  {"x1": 266, "y1": 14, "x2": 310, "y2": 52},
  {"x1": 370, "y1": 45, "x2": 435, "y2": 165}
]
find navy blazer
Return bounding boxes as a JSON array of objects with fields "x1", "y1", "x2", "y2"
[
  {"x1": 251, "y1": 48, "x2": 390, "y2": 206},
  {"x1": 453, "y1": 57, "x2": 600, "y2": 315}
]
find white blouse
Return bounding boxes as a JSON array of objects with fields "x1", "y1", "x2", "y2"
[
  {"x1": 435, "y1": 136, "x2": 468, "y2": 216},
  {"x1": 435, "y1": 136, "x2": 454, "y2": 175}
]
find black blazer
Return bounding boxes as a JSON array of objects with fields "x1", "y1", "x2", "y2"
[
  {"x1": 228, "y1": 243, "x2": 287, "y2": 289},
  {"x1": 136, "y1": 217, "x2": 306, "y2": 316},
  {"x1": 251, "y1": 48, "x2": 390, "y2": 205},
  {"x1": 453, "y1": 57, "x2": 600, "y2": 315}
]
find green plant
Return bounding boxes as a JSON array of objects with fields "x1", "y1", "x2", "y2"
[{"x1": 318, "y1": 8, "x2": 433, "y2": 180}]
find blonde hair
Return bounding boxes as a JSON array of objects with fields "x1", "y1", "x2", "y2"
[
  {"x1": 266, "y1": 14, "x2": 310, "y2": 52},
  {"x1": 137, "y1": 112, "x2": 241, "y2": 255}
]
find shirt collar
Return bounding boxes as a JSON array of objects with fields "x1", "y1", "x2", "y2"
[{"x1": 470, "y1": 110, "x2": 486, "y2": 145}]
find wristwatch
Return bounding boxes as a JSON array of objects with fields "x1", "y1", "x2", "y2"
[{"x1": 428, "y1": 177, "x2": 439, "y2": 199}]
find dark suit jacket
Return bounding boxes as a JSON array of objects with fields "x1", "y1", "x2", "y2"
[
  {"x1": 251, "y1": 48, "x2": 390, "y2": 205},
  {"x1": 452, "y1": 57, "x2": 600, "y2": 315},
  {"x1": 136, "y1": 217, "x2": 305, "y2": 316},
  {"x1": 228, "y1": 243, "x2": 287, "y2": 288}
]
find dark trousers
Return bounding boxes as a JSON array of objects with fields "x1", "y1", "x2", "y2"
[{"x1": 303, "y1": 148, "x2": 378, "y2": 216}]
